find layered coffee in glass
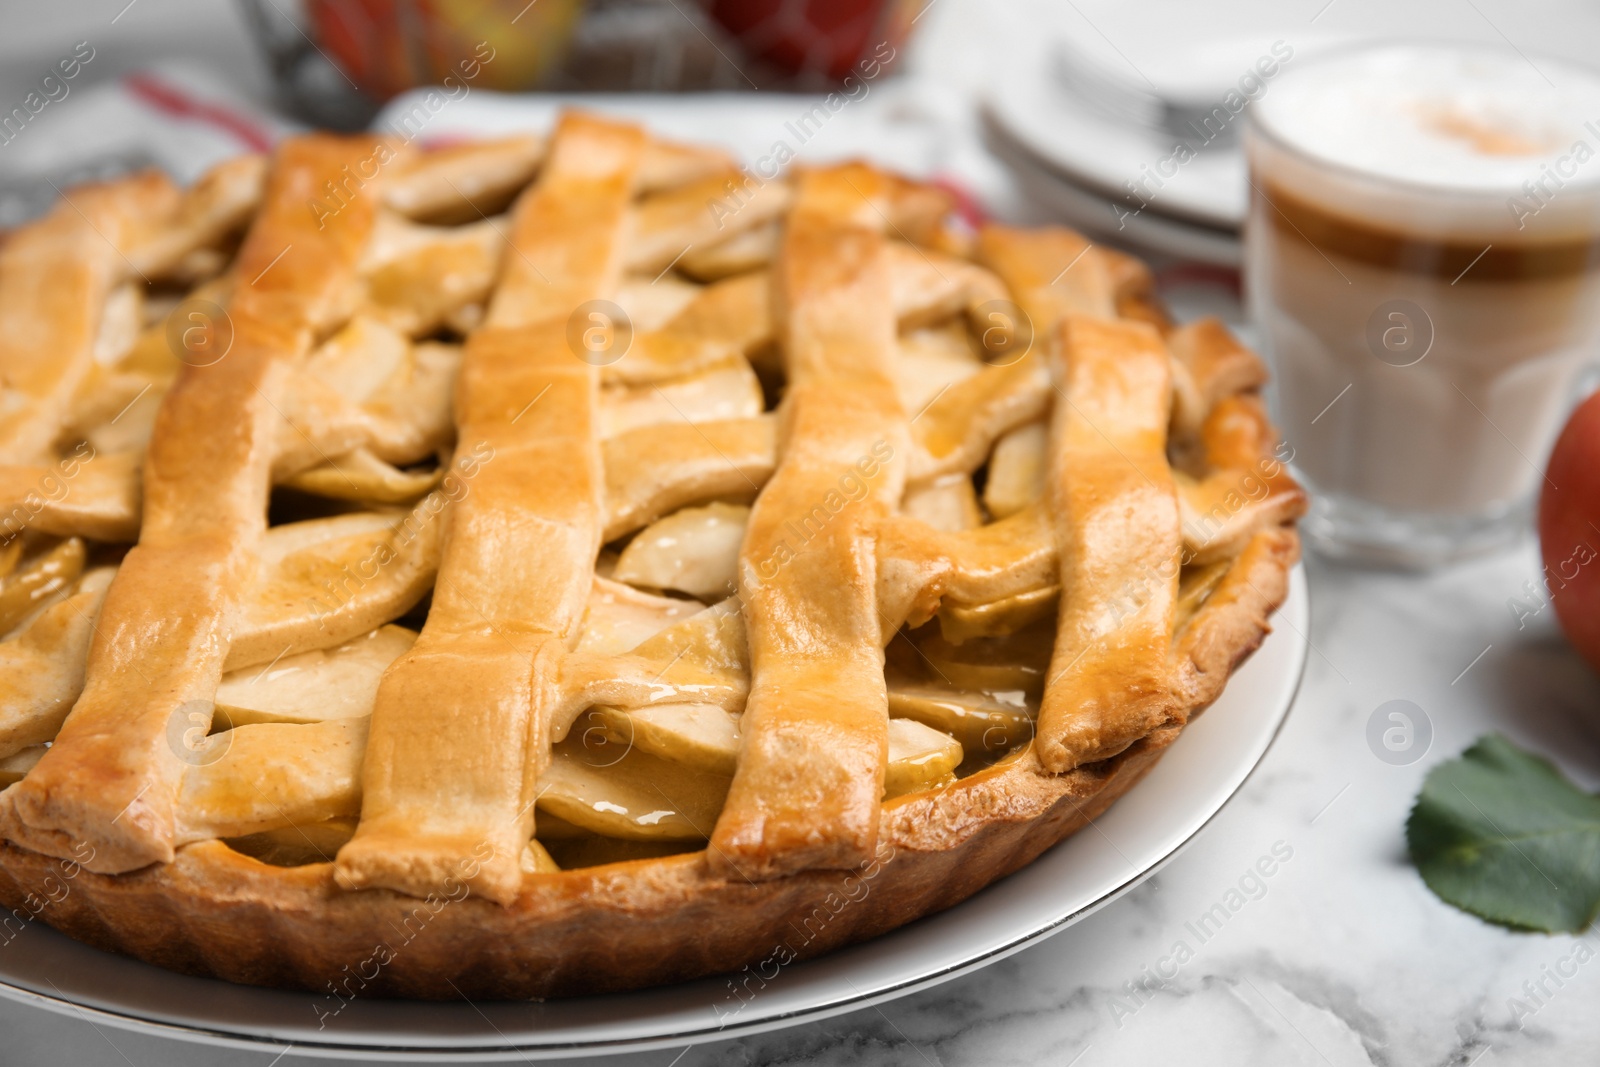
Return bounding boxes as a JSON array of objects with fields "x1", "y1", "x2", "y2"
[{"x1": 1246, "y1": 44, "x2": 1600, "y2": 566}]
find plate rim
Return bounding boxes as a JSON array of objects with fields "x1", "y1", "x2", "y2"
[
  {"x1": 982, "y1": 36, "x2": 1247, "y2": 233},
  {"x1": 983, "y1": 116, "x2": 1243, "y2": 267},
  {"x1": 0, "y1": 565, "x2": 1310, "y2": 1061}
]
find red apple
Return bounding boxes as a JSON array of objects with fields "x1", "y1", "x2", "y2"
[{"x1": 1540, "y1": 389, "x2": 1600, "y2": 670}]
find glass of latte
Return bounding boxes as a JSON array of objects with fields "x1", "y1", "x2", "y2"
[{"x1": 1246, "y1": 43, "x2": 1600, "y2": 566}]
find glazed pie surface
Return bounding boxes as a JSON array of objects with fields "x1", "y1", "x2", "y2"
[{"x1": 0, "y1": 112, "x2": 1302, "y2": 998}]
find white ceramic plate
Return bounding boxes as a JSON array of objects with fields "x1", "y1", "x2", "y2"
[
  {"x1": 0, "y1": 566, "x2": 1308, "y2": 1061},
  {"x1": 984, "y1": 33, "x2": 1247, "y2": 232},
  {"x1": 984, "y1": 118, "x2": 1241, "y2": 266}
]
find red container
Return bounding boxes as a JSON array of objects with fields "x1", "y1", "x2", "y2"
[{"x1": 708, "y1": 0, "x2": 916, "y2": 82}]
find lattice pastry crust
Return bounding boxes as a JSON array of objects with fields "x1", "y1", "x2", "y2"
[{"x1": 0, "y1": 113, "x2": 1302, "y2": 998}]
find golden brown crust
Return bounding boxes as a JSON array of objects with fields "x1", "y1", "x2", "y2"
[
  {"x1": 1174, "y1": 526, "x2": 1301, "y2": 713},
  {"x1": 1038, "y1": 316, "x2": 1181, "y2": 773},
  {"x1": 336, "y1": 114, "x2": 645, "y2": 905},
  {"x1": 0, "y1": 722, "x2": 1181, "y2": 1000},
  {"x1": 0, "y1": 137, "x2": 387, "y2": 875},
  {"x1": 710, "y1": 166, "x2": 906, "y2": 880}
]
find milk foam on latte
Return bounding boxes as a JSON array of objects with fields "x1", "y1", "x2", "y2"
[
  {"x1": 1244, "y1": 44, "x2": 1600, "y2": 564},
  {"x1": 1258, "y1": 46, "x2": 1600, "y2": 197}
]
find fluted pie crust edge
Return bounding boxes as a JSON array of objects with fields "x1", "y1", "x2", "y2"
[{"x1": 0, "y1": 525, "x2": 1294, "y2": 1000}]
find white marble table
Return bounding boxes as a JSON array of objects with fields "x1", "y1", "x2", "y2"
[{"x1": 7, "y1": 541, "x2": 1598, "y2": 1064}]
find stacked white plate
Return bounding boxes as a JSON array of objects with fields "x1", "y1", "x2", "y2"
[{"x1": 983, "y1": 29, "x2": 1348, "y2": 265}]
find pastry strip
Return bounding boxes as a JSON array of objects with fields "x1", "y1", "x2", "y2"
[
  {"x1": 976, "y1": 226, "x2": 1115, "y2": 337},
  {"x1": 0, "y1": 137, "x2": 386, "y2": 871},
  {"x1": 1036, "y1": 315, "x2": 1182, "y2": 772},
  {"x1": 336, "y1": 114, "x2": 644, "y2": 904},
  {"x1": 708, "y1": 165, "x2": 908, "y2": 880}
]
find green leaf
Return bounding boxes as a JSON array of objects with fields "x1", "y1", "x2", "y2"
[{"x1": 1406, "y1": 734, "x2": 1600, "y2": 933}]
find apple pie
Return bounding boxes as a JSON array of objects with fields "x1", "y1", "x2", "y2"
[{"x1": 0, "y1": 112, "x2": 1302, "y2": 998}]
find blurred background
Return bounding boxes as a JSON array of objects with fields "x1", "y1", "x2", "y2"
[{"x1": 0, "y1": 0, "x2": 1594, "y2": 275}]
